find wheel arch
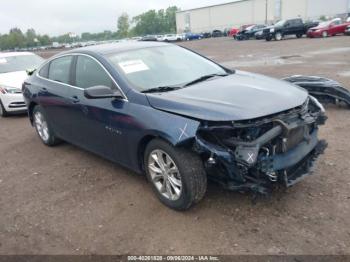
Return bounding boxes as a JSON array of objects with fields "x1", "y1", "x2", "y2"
[
  {"x1": 28, "y1": 102, "x2": 38, "y2": 124},
  {"x1": 136, "y1": 132, "x2": 196, "y2": 173}
]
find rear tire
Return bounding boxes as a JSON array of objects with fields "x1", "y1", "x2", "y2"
[
  {"x1": 0, "y1": 100, "x2": 8, "y2": 117},
  {"x1": 144, "y1": 139, "x2": 207, "y2": 210},
  {"x1": 33, "y1": 105, "x2": 61, "y2": 146},
  {"x1": 296, "y1": 33, "x2": 303, "y2": 38}
]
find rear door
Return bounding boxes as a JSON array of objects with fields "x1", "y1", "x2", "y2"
[
  {"x1": 329, "y1": 20, "x2": 345, "y2": 35},
  {"x1": 335, "y1": 21, "x2": 347, "y2": 34},
  {"x1": 37, "y1": 55, "x2": 76, "y2": 141},
  {"x1": 290, "y1": 19, "x2": 303, "y2": 34}
]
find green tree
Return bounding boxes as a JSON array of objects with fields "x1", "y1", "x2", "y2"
[
  {"x1": 117, "y1": 13, "x2": 130, "y2": 38},
  {"x1": 132, "y1": 10, "x2": 160, "y2": 35},
  {"x1": 38, "y1": 34, "x2": 51, "y2": 46},
  {"x1": 81, "y1": 32, "x2": 92, "y2": 41},
  {"x1": 7, "y1": 28, "x2": 26, "y2": 49},
  {"x1": 319, "y1": 15, "x2": 327, "y2": 21},
  {"x1": 25, "y1": 28, "x2": 37, "y2": 47},
  {"x1": 131, "y1": 6, "x2": 179, "y2": 36},
  {"x1": 164, "y1": 6, "x2": 178, "y2": 33}
]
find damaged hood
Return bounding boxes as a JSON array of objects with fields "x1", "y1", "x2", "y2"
[
  {"x1": 146, "y1": 71, "x2": 308, "y2": 121},
  {"x1": 0, "y1": 71, "x2": 28, "y2": 89}
]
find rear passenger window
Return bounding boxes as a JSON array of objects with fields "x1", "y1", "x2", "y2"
[
  {"x1": 39, "y1": 63, "x2": 49, "y2": 78},
  {"x1": 48, "y1": 56, "x2": 73, "y2": 84},
  {"x1": 294, "y1": 19, "x2": 302, "y2": 26},
  {"x1": 75, "y1": 56, "x2": 113, "y2": 89}
]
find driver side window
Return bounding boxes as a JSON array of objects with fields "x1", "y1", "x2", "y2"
[{"x1": 75, "y1": 55, "x2": 114, "y2": 89}]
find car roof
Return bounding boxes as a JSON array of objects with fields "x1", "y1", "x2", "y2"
[
  {"x1": 67, "y1": 41, "x2": 170, "y2": 56},
  {"x1": 0, "y1": 52, "x2": 35, "y2": 58}
]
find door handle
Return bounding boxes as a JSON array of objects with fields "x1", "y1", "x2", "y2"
[
  {"x1": 40, "y1": 87, "x2": 48, "y2": 92},
  {"x1": 71, "y1": 96, "x2": 80, "y2": 104}
]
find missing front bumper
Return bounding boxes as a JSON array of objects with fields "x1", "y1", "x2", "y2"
[
  {"x1": 194, "y1": 129, "x2": 327, "y2": 195},
  {"x1": 281, "y1": 139, "x2": 327, "y2": 187}
]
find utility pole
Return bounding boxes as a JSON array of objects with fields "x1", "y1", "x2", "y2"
[{"x1": 265, "y1": 0, "x2": 268, "y2": 24}]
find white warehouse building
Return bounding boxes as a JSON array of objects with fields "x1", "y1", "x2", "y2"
[{"x1": 176, "y1": 0, "x2": 350, "y2": 33}]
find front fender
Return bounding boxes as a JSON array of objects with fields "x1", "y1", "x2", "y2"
[
  {"x1": 142, "y1": 109, "x2": 200, "y2": 146},
  {"x1": 126, "y1": 102, "x2": 201, "y2": 173}
]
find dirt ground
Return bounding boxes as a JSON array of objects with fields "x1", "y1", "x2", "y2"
[{"x1": 1, "y1": 36, "x2": 350, "y2": 255}]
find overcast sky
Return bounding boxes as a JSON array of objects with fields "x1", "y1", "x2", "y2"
[{"x1": 0, "y1": 0, "x2": 233, "y2": 36}]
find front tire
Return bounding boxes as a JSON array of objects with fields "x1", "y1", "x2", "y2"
[
  {"x1": 0, "y1": 100, "x2": 8, "y2": 117},
  {"x1": 275, "y1": 32, "x2": 283, "y2": 41},
  {"x1": 144, "y1": 139, "x2": 207, "y2": 210},
  {"x1": 296, "y1": 33, "x2": 303, "y2": 38},
  {"x1": 33, "y1": 106, "x2": 61, "y2": 146}
]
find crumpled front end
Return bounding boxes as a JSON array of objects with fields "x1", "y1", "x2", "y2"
[{"x1": 193, "y1": 97, "x2": 328, "y2": 194}]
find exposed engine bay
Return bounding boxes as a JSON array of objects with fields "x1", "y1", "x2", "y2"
[{"x1": 193, "y1": 96, "x2": 328, "y2": 194}]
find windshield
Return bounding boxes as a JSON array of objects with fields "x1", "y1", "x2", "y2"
[
  {"x1": 108, "y1": 45, "x2": 228, "y2": 92},
  {"x1": 274, "y1": 20, "x2": 286, "y2": 27},
  {"x1": 318, "y1": 21, "x2": 332, "y2": 27},
  {"x1": 246, "y1": 25, "x2": 255, "y2": 31},
  {"x1": 0, "y1": 54, "x2": 44, "y2": 74}
]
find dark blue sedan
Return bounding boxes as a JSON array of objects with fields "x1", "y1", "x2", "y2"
[
  {"x1": 184, "y1": 32, "x2": 203, "y2": 41},
  {"x1": 23, "y1": 42, "x2": 327, "y2": 210}
]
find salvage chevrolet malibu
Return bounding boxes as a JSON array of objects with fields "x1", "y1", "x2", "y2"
[{"x1": 23, "y1": 42, "x2": 327, "y2": 210}]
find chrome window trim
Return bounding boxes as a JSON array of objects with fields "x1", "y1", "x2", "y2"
[{"x1": 36, "y1": 52, "x2": 128, "y2": 101}]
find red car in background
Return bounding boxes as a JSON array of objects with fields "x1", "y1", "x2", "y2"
[
  {"x1": 228, "y1": 27, "x2": 239, "y2": 38},
  {"x1": 307, "y1": 19, "x2": 350, "y2": 38}
]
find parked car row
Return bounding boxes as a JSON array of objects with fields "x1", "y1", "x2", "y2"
[
  {"x1": 152, "y1": 17, "x2": 349, "y2": 44},
  {"x1": 235, "y1": 24, "x2": 267, "y2": 40},
  {"x1": 231, "y1": 17, "x2": 350, "y2": 42},
  {"x1": 139, "y1": 29, "x2": 229, "y2": 43}
]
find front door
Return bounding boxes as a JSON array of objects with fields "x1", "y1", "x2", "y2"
[{"x1": 68, "y1": 55, "x2": 130, "y2": 164}]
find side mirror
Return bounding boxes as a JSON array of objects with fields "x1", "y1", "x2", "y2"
[
  {"x1": 26, "y1": 68, "x2": 36, "y2": 76},
  {"x1": 84, "y1": 85, "x2": 124, "y2": 99}
]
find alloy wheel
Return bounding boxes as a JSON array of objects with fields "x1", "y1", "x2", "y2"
[
  {"x1": 322, "y1": 31, "x2": 328, "y2": 38},
  {"x1": 275, "y1": 32, "x2": 282, "y2": 41},
  {"x1": 148, "y1": 149, "x2": 182, "y2": 201},
  {"x1": 34, "y1": 111, "x2": 50, "y2": 142}
]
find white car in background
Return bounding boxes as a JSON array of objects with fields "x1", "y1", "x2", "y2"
[
  {"x1": 156, "y1": 35, "x2": 164, "y2": 41},
  {"x1": 0, "y1": 52, "x2": 44, "y2": 117},
  {"x1": 176, "y1": 33, "x2": 185, "y2": 41},
  {"x1": 161, "y1": 34, "x2": 178, "y2": 42}
]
